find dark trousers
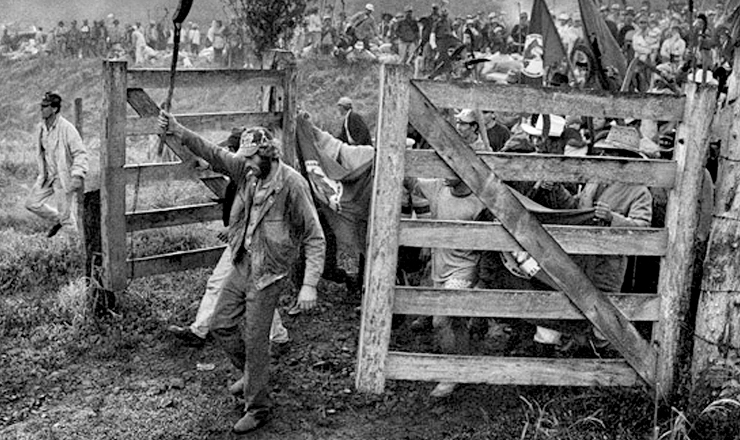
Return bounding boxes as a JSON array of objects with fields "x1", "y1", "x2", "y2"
[{"x1": 211, "y1": 253, "x2": 283, "y2": 411}]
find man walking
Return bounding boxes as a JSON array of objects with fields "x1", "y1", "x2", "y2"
[
  {"x1": 158, "y1": 112, "x2": 325, "y2": 434},
  {"x1": 26, "y1": 92, "x2": 88, "y2": 239}
]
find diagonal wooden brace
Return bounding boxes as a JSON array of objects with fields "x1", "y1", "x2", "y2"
[{"x1": 407, "y1": 82, "x2": 658, "y2": 390}]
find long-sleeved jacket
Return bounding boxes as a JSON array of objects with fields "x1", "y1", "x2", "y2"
[
  {"x1": 36, "y1": 115, "x2": 88, "y2": 191},
  {"x1": 180, "y1": 128, "x2": 325, "y2": 290},
  {"x1": 546, "y1": 182, "x2": 652, "y2": 292}
]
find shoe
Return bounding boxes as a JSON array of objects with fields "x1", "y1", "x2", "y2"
[
  {"x1": 232, "y1": 408, "x2": 270, "y2": 434},
  {"x1": 229, "y1": 378, "x2": 244, "y2": 397},
  {"x1": 47, "y1": 223, "x2": 63, "y2": 238},
  {"x1": 430, "y1": 382, "x2": 458, "y2": 398},
  {"x1": 167, "y1": 325, "x2": 206, "y2": 347}
]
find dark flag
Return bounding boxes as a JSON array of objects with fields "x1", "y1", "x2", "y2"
[
  {"x1": 578, "y1": 0, "x2": 628, "y2": 89},
  {"x1": 295, "y1": 115, "x2": 374, "y2": 255},
  {"x1": 529, "y1": 0, "x2": 568, "y2": 72}
]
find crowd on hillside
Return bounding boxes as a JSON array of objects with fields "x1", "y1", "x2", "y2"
[{"x1": 1, "y1": 0, "x2": 734, "y2": 84}]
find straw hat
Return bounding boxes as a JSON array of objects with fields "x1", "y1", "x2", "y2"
[{"x1": 593, "y1": 125, "x2": 646, "y2": 158}]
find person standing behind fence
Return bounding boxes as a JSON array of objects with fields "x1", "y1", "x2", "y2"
[
  {"x1": 349, "y1": 3, "x2": 377, "y2": 50},
  {"x1": 189, "y1": 22, "x2": 201, "y2": 55},
  {"x1": 26, "y1": 92, "x2": 88, "y2": 240},
  {"x1": 404, "y1": 108, "x2": 490, "y2": 399},
  {"x1": 157, "y1": 112, "x2": 325, "y2": 434},
  {"x1": 395, "y1": 6, "x2": 419, "y2": 64},
  {"x1": 132, "y1": 23, "x2": 147, "y2": 66},
  {"x1": 336, "y1": 97, "x2": 372, "y2": 146}
]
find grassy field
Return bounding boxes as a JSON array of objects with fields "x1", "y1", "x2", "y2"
[{"x1": 1, "y1": 55, "x2": 740, "y2": 439}]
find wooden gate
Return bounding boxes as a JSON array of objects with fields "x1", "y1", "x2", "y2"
[
  {"x1": 357, "y1": 64, "x2": 716, "y2": 398},
  {"x1": 99, "y1": 59, "x2": 296, "y2": 293}
]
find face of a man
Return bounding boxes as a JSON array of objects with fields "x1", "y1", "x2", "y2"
[
  {"x1": 455, "y1": 119, "x2": 477, "y2": 141},
  {"x1": 41, "y1": 103, "x2": 55, "y2": 120}
]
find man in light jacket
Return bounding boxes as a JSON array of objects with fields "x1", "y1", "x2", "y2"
[{"x1": 26, "y1": 92, "x2": 88, "y2": 238}]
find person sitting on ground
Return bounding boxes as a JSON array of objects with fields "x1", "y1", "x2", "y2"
[
  {"x1": 336, "y1": 96, "x2": 372, "y2": 146},
  {"x1": 157, "y1": 112, "x2": 325, "y2": 435},
  {"x1": 167, "y1": 128, "x2": 290, "y2": 348}
]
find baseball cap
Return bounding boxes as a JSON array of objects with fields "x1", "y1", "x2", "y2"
[
  {"x1": 237, "y1": 127, "x2": 274, "y2": 157},
  {"x1": 365, "y1": 3, "x2": 374, "y2": 12},
  {"x1": 337, "y1": 96, "x2": 353, "y2": 107}
]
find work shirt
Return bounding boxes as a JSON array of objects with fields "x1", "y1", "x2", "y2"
[{"x1": 180, "y1": 128, "x2": 325, "y2": 290}]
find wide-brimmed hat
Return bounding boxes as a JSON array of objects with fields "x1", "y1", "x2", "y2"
[
  {"x1": 593, "y1": 125, "x2": 645, "y2": 158},
  {"x1": 521, "y1": 114, "x2": 565, "y2": 137}
]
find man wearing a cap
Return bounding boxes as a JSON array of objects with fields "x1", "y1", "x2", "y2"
[
  {"x1": 158, "y1": 112, "x2": 325, "y2": 434},
  {"x1": 349, "y1": 3, "x2": 377, "y2": 49},
  {"x1": 395, "y1": 6, "x2": 419, "y2": 64},
  {"x1": 336, "y1": 96, "x2": 372, "y2": 146},
  {"x1": 26, "y1": 92, "x2": 88, "y2": 239},
  {"x1": 167, "y1": 128, "x2": 290, "y2": 349},
  {"x1": 418, "y1": 4, "x2": 441, "y2": 72}
]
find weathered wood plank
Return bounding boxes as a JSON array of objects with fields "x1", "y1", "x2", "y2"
[
  {"x1": 406, "y1": 150, "x2": 677, "y2": 188},
  {"x1": 356, "y1": 65, "x2": 410, "y2": 394},
  {"x1": 400, "y1": 220, "x2": 667, "y2": 256},
  {"x1": 393, "y1": 287, "x2": 661, "y2": 321},
  {"x1": 385, "y1": 352, "x2": 640, "y2": 387},
  {"x1": 126, "y1": 202, "x2": 223, "y2": 232},
  {"x1": 408, "y1": 83, "x2": 658, "y2": 388},
  {"x1": 126, "y1": 112, "x2": 283, "y2": 135},
  {"x1": 281, "y1": 63, "x2": 298, "y2": 168},
  {"x1": 413, "y1": 80, "x2": 686, "y2": 121},
  {"x1": 656, "y1": 83, "x2": 716, "y2": 397},
  {"x1": 692, "y1": 57, "x2": 740, "y2": 383},
  {"x1": 127, "y1": 246, "x2": 226, "y2": 279},
  {"x1": 101, "y1": 61, "x2": 129, "y2": 292},
  {"x1": 127, "y1": 88, "x2": 228, "y2": 198},
  {"x1": 127, "y1": 68, "x2": 283, "y2": 89},
  {"x1": 123, "y1": 162, "x2": 223, "y2": 184}
]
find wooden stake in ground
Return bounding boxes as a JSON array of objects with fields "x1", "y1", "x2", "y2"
[{"x1": 692, "y1": 50, "x2": 740, "y2": 381}]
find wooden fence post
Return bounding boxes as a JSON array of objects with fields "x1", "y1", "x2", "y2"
[
  {"x1": 74, "y1": 97, "x2": 84, "y2": 140},
  {"x1": 656, "y1": 82, "x2": 717, "y2": 398},
  {"x1": 692, "y1": 75, "x2": 740, "y2": 381},
  {"x1": 281, "y1": 60, "x2": 298, "y2": 168},
  {"x1": 100, "y1": 60, "x2": 128, "y2": 292},
  {"x1": 356, "y1": 64, "x2": 410, "y2": 394}
]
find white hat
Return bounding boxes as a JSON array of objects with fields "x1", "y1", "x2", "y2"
[
  {"x1": 558, "y1": 13, "x2": 570, "y2": 20},
  {"x1": 454, "y1": 108, "x2": 478, "y2": 124},
  {"x1": 365, "y1": 3, "x2": 375, "y2": 11},
  {"x1": 337, "y1": 96, "x2": 353, "y2": 107},
  {"x1": 521, "y1": 114, "x2": 565, "y2": 137}
]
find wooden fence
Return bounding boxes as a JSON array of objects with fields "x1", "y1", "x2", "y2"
[
  {"x1": 99, "y1": 59, "x2": 296, "y2": 293},
  {"x1": 356, "y1": 64, "x2": 716, "y2": 399}
]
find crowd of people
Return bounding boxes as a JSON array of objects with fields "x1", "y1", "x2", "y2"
[{"x1": 16, "y1": 0, "x2": 732, "y2": 434}]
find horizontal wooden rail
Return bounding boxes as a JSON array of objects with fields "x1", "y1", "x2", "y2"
[
  {"x1": 124, "y1": 162, "x2": 223, "y2": 185},
  {"x1": 127, "y1": 68, "x2": 283, "y2": 89},
  {"x1": 393, "y1": 287, "x2": 660, "y2": 321},
  {"x1": 126, "y1": 202, "x2": 223, "y2": 232},
  {"x1": 127, "y1": 111, "x2": 283, "y2": 136},
  {"x1": 385, "y1": 352, "x2": 640, "y2": 387},
  {"x1": 413, "y1": 80, "x2": 686, "y2": 121},
  {"x1": 127, "y1": 245, "x2": 226, "y2": 279},
  {"x1": 406, "y1": 151, "x2": 677, "y2": 188},
  {"x1": 400, "y1": 220, "x2": 667, "y2": 256}
]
